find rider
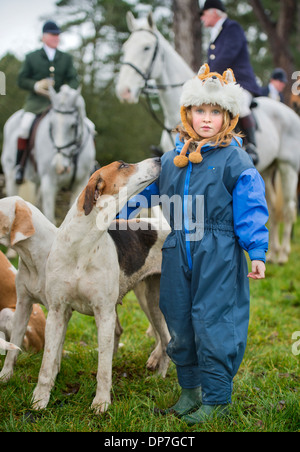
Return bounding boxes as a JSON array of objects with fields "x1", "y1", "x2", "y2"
[
  {"x1": 16, "y1": 20, "x2": 79, "y2": 184},
  {"x1": 261, "y1": 68, "x2": 287, "y2": 103},
  {"x1": 200, "y1": 0, "x2": 262, "y2": 165}
]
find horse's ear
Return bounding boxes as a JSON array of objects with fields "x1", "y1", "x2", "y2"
[
  {"x1": 147, "y1": 11, "x2": 155, "y2": 29},
  {"x1": 126, "y1": 11, "x2": 136, "y2": 32}
]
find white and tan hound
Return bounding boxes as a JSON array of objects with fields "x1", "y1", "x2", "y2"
[
  {"x1": 0, "y1": 197, "x2": 57, "y2": 381},
  {"x1": 0, "y1": 159, "x2": 170, "y2": 413}
]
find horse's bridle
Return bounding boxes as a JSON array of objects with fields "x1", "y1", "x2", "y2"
[
  {"x1": 121, "y1": 28, "x2": 185, "y2": 139},
  {"x1": 49, "y1": 106, "x2": 92, "y2": 189},
  {"x1": 121, "y1": 29, "x2": 184, "y2": 92},
  {"x1": 49, "y1": 107, "x2": 84, "y2": 157}
]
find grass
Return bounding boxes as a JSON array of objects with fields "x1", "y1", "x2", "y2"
[{"x1": 0, "y1": 222, "x2": 300, "y2": 432}]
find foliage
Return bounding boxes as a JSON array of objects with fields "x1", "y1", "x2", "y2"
[
  {"x1": 0, "y1": 220, "x2": 299, "y2": 432},
  {"x1": 0, "y1": 54, "x2": 25, "y2": 171}
]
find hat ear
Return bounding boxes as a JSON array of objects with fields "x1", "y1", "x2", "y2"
[
  {"x1": 198, "y1": 63, "x2": 210, "y2": 77},
  {"x1": 223, "y1": 68, "x2": 236, "y2": 84}
]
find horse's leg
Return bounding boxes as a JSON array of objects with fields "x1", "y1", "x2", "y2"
[
  {"x1": 262, "y1": 166, "x2": 280, "y2": 264},
  {"x1": 40, "y1": 175, "x2": 57, "y2": 225},
  {"x1": 277, "y1": 162, "x2": 298, "y2": 264},
  {"x1": 5, "y1": 170, "x2": 19, "y2": 197}
]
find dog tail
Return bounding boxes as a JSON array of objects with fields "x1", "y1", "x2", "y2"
[{"x1": 0, "y1": 338, "x2": 21, "y2": 352}]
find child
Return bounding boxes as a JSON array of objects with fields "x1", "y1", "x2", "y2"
[{"x1": 121, "y1": 64, "x2": 269, "y2": 424}]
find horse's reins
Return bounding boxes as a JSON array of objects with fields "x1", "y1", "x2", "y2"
[{"x1": 121, "y1": 29, "x2": 185, "y2": 139}]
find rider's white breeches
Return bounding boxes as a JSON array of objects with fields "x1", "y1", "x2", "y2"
[
  {"x1": 240, "y1": 89, "x2": 253, "y2": 118},
  {"x1": 19, "y1": 112, "x2": 36, "y2": 139}
]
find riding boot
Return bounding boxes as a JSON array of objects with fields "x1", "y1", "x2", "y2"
[
  {"x1": 15, "y1": 138, "x2": 29, "y2": 185},
  {"x1": 239, "y1": 114, "x2": 259, "y2": 166}
]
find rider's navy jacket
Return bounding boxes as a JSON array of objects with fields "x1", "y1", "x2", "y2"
[{"x1": 207, "y1": 18, "x2": 262, "y2": 96}]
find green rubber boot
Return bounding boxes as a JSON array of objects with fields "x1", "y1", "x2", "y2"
[
  {"x1": 156, "y1": 387, "x2": 202, "y2": 417},
  {"x1": 182, "y1": 404, "x2": 229, "y2": 425}
]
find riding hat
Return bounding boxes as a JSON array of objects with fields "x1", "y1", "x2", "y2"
[
  {"x1": 271, "y1": 68, "x2": 287, "y2": 84},
  {"x1": 199, "y1": 0, "x2": 226, "y2": 15},
  {"x1": 42, "y1": 21, "x2": 62, "y2": 35},
  {"x1": 174, "y1": 63, "x2": 243, "y2": 168}
]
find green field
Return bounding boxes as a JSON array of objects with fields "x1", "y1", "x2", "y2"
[{"x1": 0, "y1": 222, "x2": 299, "y2": 432}]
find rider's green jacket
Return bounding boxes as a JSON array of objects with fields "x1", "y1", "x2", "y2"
[{"x1": 18, "y1": 47, "x2": 79, "y2": 114}]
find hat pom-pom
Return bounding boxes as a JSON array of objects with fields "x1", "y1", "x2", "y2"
[
  {"x1": 173, "y1": 137, "x2": 193, "y2": 168},
  {"x1": 189, "y1": 152, "x2": 203, "y2": 164},
  {"x1": 174, "y1": 154, "x2": 189, "y2": 167}
]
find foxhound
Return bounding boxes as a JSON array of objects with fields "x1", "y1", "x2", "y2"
[
  {"x1": 0, "y1": 196, "x2": 57, "y2": 381},
  {"x1": 0, "y1": 251, "x2": 46, "y2": 353},
  {"x1": 0, "y1": 159, "x2": 170, "y2": 412},
  {"x1": 32, "y1": 158, "x2": 170, "y2": 414}
]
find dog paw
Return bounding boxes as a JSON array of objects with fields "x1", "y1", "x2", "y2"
[
  {"x1": 0, "y1": 369, "x2": 13, "y2": 383},
  {"x1": 32, "y1": 388, "x2": 50, "y2": 410},
  {"x1": 91, "y1": 397, "x2": 111, "y2": 414},
  {"x1": 146, "y1": 350, "x2": 160, "y2": 371}
]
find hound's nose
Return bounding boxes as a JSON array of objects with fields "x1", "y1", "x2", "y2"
[{"x1": 212, "y1": 75, "x2": 217, "y2": 79}]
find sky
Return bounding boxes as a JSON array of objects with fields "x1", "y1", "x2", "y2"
[{"x1": 0, "y1": 0, "x2": 77, "y2": 59}]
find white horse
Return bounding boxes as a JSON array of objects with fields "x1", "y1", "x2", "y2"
[
  {"x1": 1, "y1": 85, "x2": 96, "y2": 224},
  {"x1": 116, "y1": 12, "x2": 300, "y2": 264}
]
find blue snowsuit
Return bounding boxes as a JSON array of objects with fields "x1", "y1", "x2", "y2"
[{"x1": 120, "y1": 135, "x2": 269, "y2": 405}]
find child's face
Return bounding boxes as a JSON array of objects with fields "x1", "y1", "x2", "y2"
[{"x1": 191, "y1": 104, "x2": 224, "y2": 139}]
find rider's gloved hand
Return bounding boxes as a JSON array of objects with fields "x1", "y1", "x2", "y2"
[{"x1": 34, "y1": 78, "x2": 54, "y2": 97}]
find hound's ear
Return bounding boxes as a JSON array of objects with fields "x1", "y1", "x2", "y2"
[
  {"x1": 126, "y1": 11, "x2": 136, "y2": 32},
  {"x1": 223, "y1": 68, "x2": 236, "y2": 83},
  {"x1": 10, "y1": 201, "x2": 35, "y2": 246},
  {"x1": 80, "y1": 173, "x2": 106, "y2": 216}
]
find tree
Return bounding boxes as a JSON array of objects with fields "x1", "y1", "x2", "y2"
[
  {"x1": 249, "y1": 0, "x2": 298, "y2": 98},
  {"x1": 0, "y1": 54, "x2": 25, "y2": 171},
  {"x1": 172, "y1": 0, "x2": 203, "y2": 72}
]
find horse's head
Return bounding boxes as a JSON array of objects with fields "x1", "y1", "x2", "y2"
[
  {"x1": 49, "y1": 85, "x2": 85, "y2": 174},
  {"x1": 116, "y1": 12, "x2": 163, "y2": 104}
]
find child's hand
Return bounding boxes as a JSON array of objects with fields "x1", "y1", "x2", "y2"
[{"x1": 248, "y1": 260, "x2": 266, "y2": 280}]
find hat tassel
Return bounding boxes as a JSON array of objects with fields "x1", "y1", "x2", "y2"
[
  {"x1": 174, "y1": 138, "x2": 204, "y2": 168},
  {"x1": 173, "y1": 138, "x2": 193, "y2": 167},
  {"x1": 189, "y1": 141, "x2": 203, "y2": 164}
]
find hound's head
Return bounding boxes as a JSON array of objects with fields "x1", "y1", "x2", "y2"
[
  {"x1": 77, "y1": 158, "x2": 161, "y2": 222},
  {"x1": 0, "y1": 197, "x2": 35, "y2": 247}
]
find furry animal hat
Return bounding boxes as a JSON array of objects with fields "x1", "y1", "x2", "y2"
[{"x1": 174, "y1": 63, "x2": 243, "y2": 168}]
